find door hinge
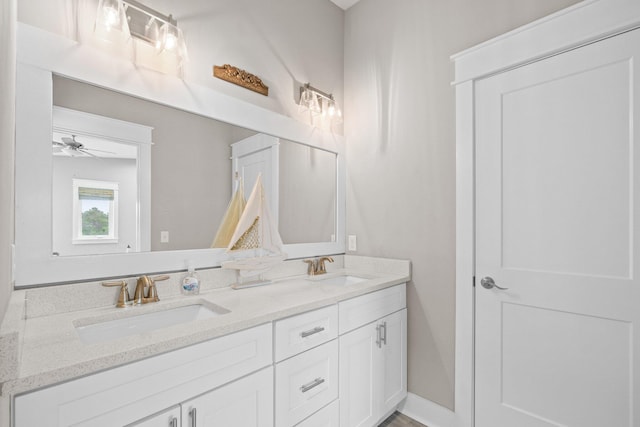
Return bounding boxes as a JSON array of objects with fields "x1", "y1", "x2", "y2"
[{"x1": 472, "y1": 276, "x2": 476, "y2": 287}]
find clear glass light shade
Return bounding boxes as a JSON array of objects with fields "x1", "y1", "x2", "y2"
[
  {"x1": 320, "y1": 97, "x2": 342, "y2": 124},
  {"x1": 144, "y1": 17, "x2": 160, "y2": 44},
  {"x1": 299, "y1": 88, "x2": 321, "y2": 115},
  {"x1": 299, "y1": 85, "x2": 342, "y2": 125},
  {"x1": 157, "y1": 21, "x2": 188, "y2": 63},
  {"x1": 95, "y1": 0, "x2": 130, "y2": 38}
]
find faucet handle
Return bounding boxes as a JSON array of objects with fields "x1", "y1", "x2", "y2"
[
  {"x1": 303, "y1": 259, "x2": 317, "y2": 276},
  {"x1": 145, "y1": 275, "x2": 170, "y2": 303},
  {"x1": 102, "y1": 280, "x2": 131, "y2": 308},
  {"x1": 317, "y1": 256, "x2": 334, "y2": 274}
]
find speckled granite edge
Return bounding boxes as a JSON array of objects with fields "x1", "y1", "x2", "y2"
[{"x1": 0, "y1": 291, "x2": 26, "y2": 389}]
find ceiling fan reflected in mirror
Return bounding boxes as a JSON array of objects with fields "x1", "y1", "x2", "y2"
[{"x1": 52, "y1": 135, "x2": 116, "y2": 157}]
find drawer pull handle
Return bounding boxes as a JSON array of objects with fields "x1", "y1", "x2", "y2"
[
  {"x1": 300, "y1": 326, "x2": 325, "y2": 338},
  {"x1": 190, "y1": 408, "x2": 197, "y2": 427},
  {"x1": 381, "y1": 321, "x2": 387, "y2": 346},
  {"x1": 300, "y1": 377, "x2": 325, "y2": 393},
  {"x1": 170, "y1": 417, "x2": 178, "y2": 427}
]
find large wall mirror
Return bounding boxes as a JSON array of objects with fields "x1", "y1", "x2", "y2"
[{"x1": 14, "y1": 24, "x2": 345, "y2": 286}]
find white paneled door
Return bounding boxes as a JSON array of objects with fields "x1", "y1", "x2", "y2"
[{"x1": 475, "y1": 29, "x2": 640, "y2": 427}]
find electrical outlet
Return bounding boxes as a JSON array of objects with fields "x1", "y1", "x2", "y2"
[
  {"x1": 161, "y1": 231, "x2": 169, "y2": 243},
  {"x1": 348, "y1": 235, "x2": 357, "y2": 251}
]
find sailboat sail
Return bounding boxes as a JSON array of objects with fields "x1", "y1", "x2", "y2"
[
  {"x1": 222, "y1": 174, "x2": 286, "y2": 277},
  {"x1": 211, "y1": 177, "x2": 246, "y2": 248}
]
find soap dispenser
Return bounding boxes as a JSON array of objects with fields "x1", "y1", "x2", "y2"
[{"x1": 181, "y1": 264, "x2": 200, "y2": 295}]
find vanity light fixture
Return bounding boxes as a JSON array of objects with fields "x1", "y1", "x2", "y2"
[
  {"x1": 298, "y1": 83, "x2": 342, "y2": 124},
  {"x1": 95, "y1": 0, "x2": 188, "y2": 62}
]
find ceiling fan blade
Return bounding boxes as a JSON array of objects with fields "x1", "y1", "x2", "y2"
[
  {"x1": 85, "y1": 148, "x2": 117, "y2": 154},
  {"x1": 77, "y1": 149, "x2": 98, "y2": 158}
]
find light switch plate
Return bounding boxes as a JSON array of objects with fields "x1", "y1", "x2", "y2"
[{"x1": 160, "y1": 231, "x2": 169, "y2": 243}]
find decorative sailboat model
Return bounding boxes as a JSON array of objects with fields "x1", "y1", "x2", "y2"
[{"x1": 221, "y1": 174, "x2": 287, "y2": 289}]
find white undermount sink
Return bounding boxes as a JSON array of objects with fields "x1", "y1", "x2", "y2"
[
  {"x1": 310, "y1": 274, "x2": 369, "y2": 286},
  {"x1": 75, "y1": 303, "x2": 229, "y2": 345}
]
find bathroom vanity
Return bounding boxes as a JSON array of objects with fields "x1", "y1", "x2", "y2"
[{"x1": 1, "y1": 256, "x2": 409, "y2": 427}]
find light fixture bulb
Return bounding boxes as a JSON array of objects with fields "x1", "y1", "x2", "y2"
[
  {"x1": 328, "y1": 101, "x2": 336, "y2": 117},
  {"x1": 103, "y1": 6, "x2": 120, "y2": 29},
  {"x1": 164, "y1": 32, "x2": 178, "y2": 51},
  {"x1": 94, "y1": 0, "x2": 130, "y2": 41}
]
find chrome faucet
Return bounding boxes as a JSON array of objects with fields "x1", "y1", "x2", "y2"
[
  {"x1": 303, "y1": 256, "x2": 334, "y2": 276},
  {"x1": 133, "y1": 275, "x2": 170, "y2": 305}
]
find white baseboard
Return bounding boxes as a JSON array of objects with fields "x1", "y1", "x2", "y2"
[{"x1": 398, "y1": 392, "x2": 455, "y2": 427}]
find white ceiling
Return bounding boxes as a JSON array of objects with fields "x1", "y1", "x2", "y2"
[{"x1": 330, "y1": 0, "x2": 361, "y2": 10}]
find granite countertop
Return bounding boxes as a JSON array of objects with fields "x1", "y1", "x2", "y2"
[{"x1": 0, "y1": 256, "x2": 410, "y2": 396}]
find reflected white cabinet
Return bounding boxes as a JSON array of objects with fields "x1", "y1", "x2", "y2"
[
  {"x1": 181, "y1": 367, "x2": 273, "y2": 427},
  {"x1": 338, "y1": 284, "x2": 407, "y2": 427}
]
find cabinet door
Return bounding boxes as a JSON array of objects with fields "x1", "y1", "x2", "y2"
[
  {"x1": 127, "y1": 406, "x2": 180, "y2": 427},
  {"x1": 181, "y1": 367, "x2": 273, "y2": 427},
  {"x1": 338, "y1": 321, "x2": 379, "y2": 427},
  {"x1": 380, "y1": 309, "x2": 407, "y2": 415},
  {"x1": 339, "y1": 309, "x2": 407, "y2": 427}
]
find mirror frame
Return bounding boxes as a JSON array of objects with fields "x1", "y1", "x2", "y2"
[{"x1": 14, "y1": 24, "x2": 346, "y2": 286}]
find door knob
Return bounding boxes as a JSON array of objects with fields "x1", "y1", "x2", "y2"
[{"x1": 480, "y1": 276, "x2": 508, "y2": 290}]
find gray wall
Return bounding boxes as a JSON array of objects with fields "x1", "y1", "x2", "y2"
[
  {"x1": 0, "y1": 0, "x2": 16, "y2": 323},
  {"x1": 344, "y1": 0, "x2": 582, "y2": 409}
]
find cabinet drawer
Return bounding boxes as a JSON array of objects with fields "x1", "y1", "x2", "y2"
[
  {"x1": 275, "y1": 340, "x2": 339, "y2": 427},
  {"x1": 274, "y1": 305, "x2": 338, "y2": 362},
  {"x1": 14, "y1": 323, "x2": 272, "y2": 427},
  {"x1": 296, "y1": 399, "x2": 339, "y2": 427},
  {"x1": 338, "y1": 284, "x2": 406, "y2": 334}
]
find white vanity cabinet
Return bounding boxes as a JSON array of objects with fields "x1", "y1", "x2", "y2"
[
  {"x1": 13, "y1": 324, "x2": 272, "y2": 427},
  {"x1": 12, "y1": 283, "x2": 407, "y2": 427},
  {"x1": 338, "y1": 284, "x2": 407, "y2": 427}
]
